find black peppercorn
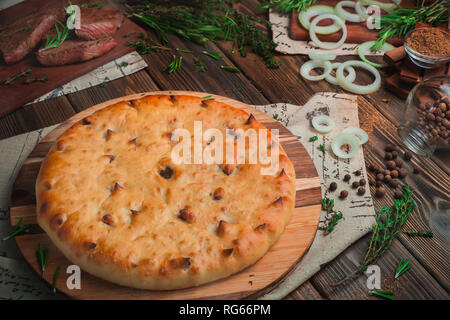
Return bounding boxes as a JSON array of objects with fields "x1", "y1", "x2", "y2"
[
  {"x1": 359, "y1": 178, "x2": 366, "y2": 186},
  {"x1": 339, "y1": 190, "x2": 349, "y2": 199},
  {"x1": 352, "y1": 181, "x2": 359, "y2": 189},
  {"x1": 375, "y1": 187, "x2": 386, "y2": 198},
  {"x1": 344, "y1": 174, "x2": 351, "y2": 182},
  {"x1": 329, "y1": 182, "x2": 337, "y2": 191},
  {"x1": 357, "y1": 187, "x2": 366, "y2": 195},
  {"x1": 354, "y1": 170, "x2": 362, "y2": 176}
]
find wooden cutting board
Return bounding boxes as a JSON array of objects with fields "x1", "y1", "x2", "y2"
[
  {"x1": 0, "y1": 0, "x2": 148, "y2": 117},
  {"x1": 289, "y1": 0, "x2": 416, "y2": 44},
  {"x1": 9, "y1": 91, "x2": 322, "y2": 300}
]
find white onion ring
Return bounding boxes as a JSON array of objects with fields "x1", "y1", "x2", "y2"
[
  {"x1": 309, "y1": 14, "x2": 347, "y2": 50},
  {"x1": 325, "y1": 62, "x2": 356, "y2": 85},
  {"x1": 331, "y1": 133, "x2": 361, "y2": 159},
  {"x1": 357, "y1": 41, "x2": 396, "y2": 68},
  {"x1": 336, "y1": 60, "x2": 381, "y2": 94},
  {"x1": 342, "y1": 127, "x2": 369, "y2": 145},
  {"x1": 355, "y1": 1, "x2": 370, "y2": 19},
  {"x1": 335, "y1": 1, "x2": 365, "y2": 23},
  {"x1": 299, "y1": 5, "x2": 343, "y2": 35},
  {"x1": 311, "y1": 115, "x2": 335, "y2": 133},
  {"x1": 359, "y1": 0, "x2": 401, "y2": 11},
  {"x1": 308, "y1": 53, "x2": 337, "y2": 61},
  {"x1": 300, "y1": 60, "x2": 332, "y2": 81}
]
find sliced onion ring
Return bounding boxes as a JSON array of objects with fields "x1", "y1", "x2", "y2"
[
  {"x1": 325, "y1": 62, "x2": 356, "y2": 85},
  {"x1": 331, "y1": 133, "x2": 360, "y2": 159},
  {"x1": 312, "y1": 115, "x2": 335, "y2": 133},
  {"x1": 300, "y1": 60, "x2": 332, "y2": 81},
  {"x1": 359, "y1": 0, "x2": 401, "y2": 11},
  {"x1": 299, "y1": 5, "x2": 343, "y2": 35},
  {"x1": 355, "y1": 1, "x2": 370, "y2": 19},
  {"x1": 309, "y1": 14, "x2": 347, "y2": 50},
  {"x1": 342, "y1": 127, "x2": 368, "y2": 145},
  {"x1": 336, "y1": 60, "x2": 381, "y2": 94},
  {"x1": 308, "y1": 53, "x2": 337, "y2": 61},
  {"x1": 357, "y1": 41, "x2": 396, "y2": 68},
  {"x1": 335, "y1": 1, "x2": 365, "y2": 22}
]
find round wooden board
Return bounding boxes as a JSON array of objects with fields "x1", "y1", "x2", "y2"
[{"x1": 10, "y1": 91, "x2": 322, "y2": 300}]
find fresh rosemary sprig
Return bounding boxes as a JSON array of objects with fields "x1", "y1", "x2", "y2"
[
  {"x1": 370, "y1": 290, "x2": 396, "y2": 300},
  {"x1": 333, "y1": 185, "x2": 415, "y2": 286},
  {"x1": 127, "y1": 39, "x2": 170, "y2": 54},
  {"x1": 259, "y1": 0, "x2": 317, "y2": 13},
  {"x1": 318, "y1": 144, "x2": 326, "y2": 152},
  {"x1": 42, "y1": 22, "x2": 71, "y2": 51},
  {"x1": 371, "y1": 0, "x2": 449, "y2": 50},
  {"x1": 395, "y1": 258, "x2": 412, "y2": 279},
  {"x1": 2, "y1": 218, "x2": 31, "y2": 241},
  {"x1": 129, "y1": 1, "x2": 281, "y2": 68},
  {"x1": 99, "y1": 77, "x2": 109, "y2": 87},
  {"x1": 321, "y1": 198, "x2": 343, "y2": 235},
  {"x1": 52, "y1": 266, "x2": 61, "y2": 294},
  {"x1": 404, "y1": 229, "x2": 433, "y2": 237},
  {"x1": 202, "y1": 50, "x2": 223, "y2": 60},
  {"x1": 36, "y1": 243, "x2": 48, "y2": 273},
  {"x1": 176, "y1": 48, "x2": 193, "y2": 53},
  {"x1": 201, "y1": 95, "x2": 214, "y2": 100},
  {"x1": 309, "y1": 136, "x2": 318, "y2": 142},
  {"x1": 165, "y1": 55, "x2": 183, "y2": 73},
  {"x1": 4, "y1": 68, "x2": 32, "y2": 85},
  {"x1": 194, "y1": 57, "x2": 207, "y2": 72},
  {"x1": 220, "y1": 65, "x2": 240, "y2": 73}
]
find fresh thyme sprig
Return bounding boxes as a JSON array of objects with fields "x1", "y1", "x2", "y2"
[
  {"x1": 4, "y1": 68, "x2": 32, "y2": 85},
  {"x1": 194, "y1": 57, "x2": 207, "y2": 72},
  {"x1": 129, "y1": 1, "x2": 281, "y2": 68},
  {"x1": 258, "y1": 0, "x2": 317, "y2": 13},
  {"x1": 176, "y1": 48, "x2": 193, "y2": 53},
  {"x1": 395, "y1": 258, "x2": 412, "y2": 279},
  {"x1": 165, "y1": 55, "x2": 183, "y2": 73},
  {"x1": 371, "y1": 0, "x2": 449, "y2": 50},
  {"x1": 370, "y1": 290, "x2": 396, "y2": 300},
  {"x1": 25, "y1": 76, "x2": 49, "y2": 84},
  {"x1": 202, "y1": 50, "x2": 223, "y2": 60},
  {"x1": 42, "y1": 22, "x2": 71, "y2": 51},
  {"x1": 404, "y1": 229, "x2": 434, "y2": 237},
  {"x1": 2, "y1": 218, "x2": 31, "y2": 241},
  {"x1": 333, "y1": 185, "x2": 415, "y2": 286},
  {"x1": 36, "y1": 243, "x2": 48, "y2": 273},
  {"x1": 321, "y1": 198, "x2": 343, "y2": 235},
  {"x1": 318, "y1": 144, "x2": 326, "y2": 152},
  {"x1": 309, "y1": 136, "x2": 318, "y2": 142}
]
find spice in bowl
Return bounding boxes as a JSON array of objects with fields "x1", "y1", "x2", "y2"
[{"x1": 406, "y1": 28, "x2": 450, "y2": 57}]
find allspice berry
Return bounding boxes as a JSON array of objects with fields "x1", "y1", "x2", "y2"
[
  {"x1": 352, "y1": 181, "x2": 360, "y2": 189},
  {"x1": 354, "y1": 170, "x2": 362, "y2": 176},
  {"x1": 359, "y1": 178, "x2": 366, "y2": 186},
  {"x1": 375, "y1": 187, "x2": 386, "y2": 198},
  {"x1": 391, "y1": 170, "x2": 399, "y2": 178},
  {"x1": 339, "y1": 190, "x2": 349, "y2": 199},
  {"x1": 389, "y1": 179, "x2": 401, "y2": 188},
  {"x1": 368, "y1": 163, "x2": 378, "y2": 172},
  {"x1": 329, "y1": 182, "x2": 337, "y2": 191},
  {"x1": 357, "y1": 187, "x2": 366, "y2": 195},
  {"x1": 384, "y1": 152, "x2": 393, "y2": 160},
  {"x1": 384, "y1": 170, "x2": 391, "y2": 176},
  {"x1": 395, "y1": 158, "x2": 403, "y2": 168},
  {"x1": 376, "y1": 173, "x2": 385, "y2": 181},
  {"x1": 384, "y1": 175, "x2": 392, "y2": 183},
  {"x1": 391, "y1": 151, "x2": 398, "y2": 159},
  {"x1": 386, "y1": 160, "x2": 396, "y2": 170},
  {"x1": 376, "y1": 181, "x2": 383, "y2": 188},
  {"x1": 344, "y1": 174, "x2": 351, "y2": 182},
  {"x1": 399, "y1": 168, "x2": 408, "y2": 179}
]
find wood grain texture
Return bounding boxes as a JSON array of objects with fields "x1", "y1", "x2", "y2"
[
  {"x1": 0, "y1": 0, "x2": 148, "y2": 116},
  {"x1": 10, "y1": 91, "x2": 322, "y2": 299},
  {"x1": 288, "y1": 0, "x2": 415, "y2": 44}
]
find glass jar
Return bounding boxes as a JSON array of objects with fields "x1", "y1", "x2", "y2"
[{"x1": 398, "y1": 75, "x2": 450, "y2": 157}]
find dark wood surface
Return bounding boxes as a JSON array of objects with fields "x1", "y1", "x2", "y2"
[
  {"x1": 0, "y1": 0, "x2": 147, "y2": 116},
  {"x1": 0, "y1": 0, "x2": 449, "y2": 300}
]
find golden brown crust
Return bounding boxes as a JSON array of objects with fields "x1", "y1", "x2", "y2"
[{"x1": 36, "y1": 95, "x2": 296, "y2": 290}]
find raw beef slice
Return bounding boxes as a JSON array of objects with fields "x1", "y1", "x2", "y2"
[{"x1": 75, "y1": 6, "x2": 124, "y2": 40}]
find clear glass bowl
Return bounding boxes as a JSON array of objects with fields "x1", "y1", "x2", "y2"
[
  {"x1": 404, "y1": 28, "x2": 450, "y2": 69},
  {"x1": 398, "y1": 75, "x2": 450, "y2": 157}
]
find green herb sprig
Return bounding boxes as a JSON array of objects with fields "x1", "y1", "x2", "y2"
[
  {"x1": 309, "y1": 136, "x2": 318, "y2": 142},
  {"x1": 404, "y1": 229, "x2": 433, "y2": 237},
  {"x1": 395, "y1": 258, "x2": 412, "y2": 279},
  {"x1": 371, "y1": 0, "x2": 449, "y2": 50},
  {"x1": 52, "y1": 266, "x2": 61, "y2": 294},
  {"x1": 25, "y1": 76, "x2": 49, "y2": 84},
  {"x1": 165, "y1": 55, "x2": 183, "y2": 73},
  {"x1": 259, "y1": 0, "x2": 317, "y2": 13},
  {"x1": 333, "y1": 185, "x2": 415, "y2": 286},
  {"x1": 220, "y1": 65, "x2": 240, "y2": 73},
  {"x1": 370, "y1": 290, "x2": 396, "y2": 300},
  {"x1": 321, "y1": 198, "x2": 343, "y2": 235},
  {"x1": 4, "y1": 68, "x2": 32, "y2": 85},
  {"x1": 36, "y1": 244, "x2": 48, "y2": 273},
  {"x1": 176, "y1": 48, "x2": 193, "y2": 53},
  {"x1": 99, "y1": 77, "x2": 109, "y2": 87},
  {"x1": 318, "y1": 144, "x2": 326, "y2": 152},
  {"x1": 2, "y1": 218, "x2": 31, "y2": 241},
  {"x1": 42, "y1": 22, "x2": 71, "y2": 51},
  {"x1": 194, "y1": 57, "x2": 207, "y2": 72},
  {"x1": 202, "y1": 50, "x2": 223, "y2": 60}
]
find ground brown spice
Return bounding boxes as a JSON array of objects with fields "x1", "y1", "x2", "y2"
[{"x1": 406, "y1": 28, "x2": 450, "y2": 57}]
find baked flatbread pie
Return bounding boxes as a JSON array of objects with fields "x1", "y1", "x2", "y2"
[{"x1": 36, "y1": 94, "x2": 296, "y2": 290}]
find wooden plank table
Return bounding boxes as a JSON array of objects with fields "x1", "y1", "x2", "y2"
[{"x1": 0, "y1": 0, "x2": 448, "y2": 300}]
